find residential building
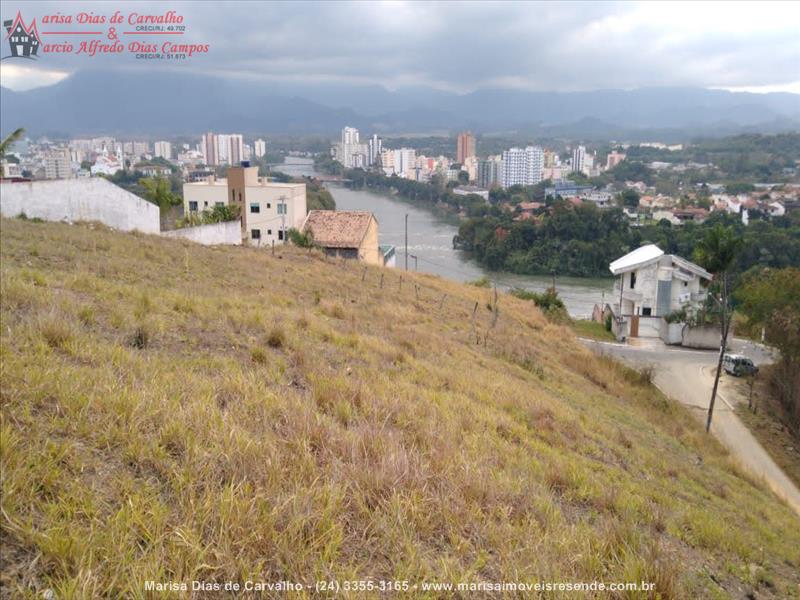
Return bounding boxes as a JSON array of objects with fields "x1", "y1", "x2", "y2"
[
  {"x1": 394, "y1": 148, "x2": 417, "y2": 179},
  {"x1": 254, "y1": 139, "x2": 267, "y2": 159},
  {"x1": 456, "y1": 131, "x2": 476, "y2": 164},
  {"x1": 202, "y1": 132, "x2": 218, "y2": 166},
  {"x1": 609, "y1": 244, "x2": 711, "y2": 338},
  {"x1": 90, "y1": 150, "x2": 123, "y2": 177},
  {"x1": 228, "y1": 134, "x2": 244, "y2": 166},
  {"x1": 606, "y1": 150, "x2": 626, "y2": 170},
  {"x1": 332, "y1": 126, "x2": 369, "y2": 169},
  {"x1": 134, "y1": 164, "x2": 172, "y2": 178},
  {"x1": 154, "y1": 141, "x2": 172, "y2": 160},
  {"x1": 183, "y1": 164, "x2": 307, "y2": 246},
  {"x1": 301, "y1": 210, "x2": 383, "y2": 265},
  {"x1": 44, "y1": 148, "x2": 72, "y2": 180},
  {"x1": 572, "y1": 145, "x2": 586, "y2": 174},
  {"x1": 477, "y1": 157, "x2": 504, "y2": 189},
  {"x1": 368, "y1": 134, "x2": 382, "y2": 167},
  {"x1": 462, "y1": 155, "x2": 478, "y2": 182},
  {"x1": 502, "y1": 146, "x2": 544, "y2": 188},
  {"x1": 0, "y1": 160, "x2": 23, "y2": 179}
]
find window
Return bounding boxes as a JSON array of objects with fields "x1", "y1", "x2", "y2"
[
  {"x1": 188, "y1": 201, "x2": 198, "y2": 212},
  {"x1": 642, "y1": 307, "x2": 652, "y2": 316},
  {"x1": 251, "y1": 229, "x2": 261, "y2": 240},
  {"x1": 231, "y1": 189, "x2": 235, "y2": 202},
  {"x1": 277, "y1": 203, "x2": 287, "y2": 215},
  {"x1": 266, "y1": 203, "x2": 271, "y2": 209},
  {"x1": 204, "y1": 201, "x2": 208, "y2": 207},
  {"x1": 278, "y1": 230, "x2": 285, "y2": 241},
  {"x1": 250, "y1": 203, "x2": 260, "y2": 213},
  {"x1": 215, "y1": 202, "x2": 224, "y2": 208},
  {"x1": 630, "y1": 272, "x2": 636, "y2": 289},
  {"x1": 238, "y1": 192, "x2": 242, "y2": 203},
  {"x1": 267, "y1": 229, "x2": 272, "y2": 235}
]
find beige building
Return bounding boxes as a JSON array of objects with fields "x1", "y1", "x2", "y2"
[
  {"x1": 183, "y1": 165, "x2": 307, "y2": 246},
  {"x1": 301, "y1": 210, "x2": 382, "y2": 265}
]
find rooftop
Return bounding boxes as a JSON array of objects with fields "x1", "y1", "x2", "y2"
[{"x1": 302, "y1": 210, "x2": 376, "y2": 249}]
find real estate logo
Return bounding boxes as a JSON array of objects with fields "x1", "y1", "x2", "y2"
[{"x1": 3, "y1": 11, "x2": 41, "y2": 60}]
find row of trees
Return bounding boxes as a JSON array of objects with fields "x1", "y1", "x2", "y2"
[{"x1": 456, "y1": 202, "x2": 800, "y2": 278}]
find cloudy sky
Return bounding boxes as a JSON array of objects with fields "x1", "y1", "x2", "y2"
[{"x1": 1, "y1": 0, "x2": 799, "y2": 93}]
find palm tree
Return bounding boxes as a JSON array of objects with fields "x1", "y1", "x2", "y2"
[
  {"x1": 0, "y1": 127, "x2": 25, "y2": 157},
  {"x1": 694, "y1": 224, "x2": 743, "y2": 432}
]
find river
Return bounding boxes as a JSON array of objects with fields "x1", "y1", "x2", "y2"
[{"x1": 280, "y1": 157, "x2": 613, "y2": 318}]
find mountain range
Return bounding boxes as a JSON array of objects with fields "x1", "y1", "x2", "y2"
[{"x1": 2, "y1": 70, "x2": 799, "y2": 140}]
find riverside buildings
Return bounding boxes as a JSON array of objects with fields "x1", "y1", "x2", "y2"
[
  {"x1": 456, "y1": 131, "x2": 476, "y2": 164},
  {"x1": 502, "y1": 146, "x2": 544, "y2": 187}
]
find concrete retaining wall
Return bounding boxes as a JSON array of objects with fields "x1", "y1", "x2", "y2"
[
  {"x1": 0, "y1": 178, "x2": 160, "y2": 234},
  {"x1": 161, "y1": 220, "x2": 242, "y2": 245},
  {"x1": 660, "y1": 320, "x2": 684, "y2": 345},
  {"x1": 682, "y1": 324, "x2": 724, "y2": 349}
]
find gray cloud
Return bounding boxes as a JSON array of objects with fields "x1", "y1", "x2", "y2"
[{"x1": 1, "y1": 0, "x2": 798, "y2": 92}]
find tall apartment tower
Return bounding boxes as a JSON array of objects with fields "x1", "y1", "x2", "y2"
[
  {"x1": 228, "y1": 134, "x2": 244, "y2": 165},
  {"x1": 456, "y1": 131, "x2": 476, "y2": 164},
  {"x1": 368, "y1": 134, "x2": 382, "y2": 167},
  {"x1": 572, "y1": 145, "x2": 586, "y2": 174},
  {"x1": 501, "y1": 146, "x2": 543, "y2": 188},
  {"x1": 254, "y1": 139, "x2": 267, "y2": 159},
  {"x1": 202, "y1": 132, "x2": 218, "y2": 166}
]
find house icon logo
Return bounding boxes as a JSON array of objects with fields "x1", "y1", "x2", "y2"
[{"x1": 3, "y1": 12, "x2": 41, "y2": 60}]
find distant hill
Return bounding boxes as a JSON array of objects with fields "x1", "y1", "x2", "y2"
[
  {"x1": 2, "y1": 70, "x2": 799, "y2": 138},
  {"x1": 3, "y1": 216, "x2": 800, "y2": 596}
]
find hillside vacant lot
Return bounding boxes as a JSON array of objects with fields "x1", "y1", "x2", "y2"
[{"x1": 1, "y1": 217, "x2": 799, "y2": 598}]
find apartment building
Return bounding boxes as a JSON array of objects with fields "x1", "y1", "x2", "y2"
[
  {"x1": 44, "y1": 148, "x2": 72, "y2": 180},
  {"x1": 502, "y1": 146, "x2": 543, "y2": 187},
  {"x1": 456, "y1": 131, "x2": 476, "y2": 164},
  {"x1": 183, "y1": 164, "x2": 306, "y2": 246}
]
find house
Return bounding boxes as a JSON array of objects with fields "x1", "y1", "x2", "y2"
[
  {"x1": 609, "y1": 244, "x2": 712, "y2": 338},
  {"x1": 183, "y1": 163, "x2": 307, "y2": 246},
  {"x1": 301, "y1": 210, "x2": 384, "y2": 266}
]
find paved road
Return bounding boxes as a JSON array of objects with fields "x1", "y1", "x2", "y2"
[{"x1": 581, "y1": 337, "x2": 800, "y2": 517}]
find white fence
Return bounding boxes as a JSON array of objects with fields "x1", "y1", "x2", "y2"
[{"x1": 161, "y1": 221, "x2": 242, "y2": 245}]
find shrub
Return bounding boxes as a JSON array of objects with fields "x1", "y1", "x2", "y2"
[
  {"x1": 287, "y1": 228, "x2": 314, "y2": 248},
  {"x1": 129, "y1": 324, "x2": 150, "y2": 349},
  {"x1": 266, "y1": 326, "x2": 285, "y2": 348},
  {"x1": 250, "y1": 347, "x2": 267, "y2": 364},
  {"x1": 468, "y1": 276, "x2": 491, "y2": 288}
]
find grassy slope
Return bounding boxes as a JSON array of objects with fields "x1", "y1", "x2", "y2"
[{"x1": 1, "y1": 217, "x2": 798, "y2": 598}]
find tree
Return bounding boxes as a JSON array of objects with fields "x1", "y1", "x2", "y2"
[
  {"x1": 141, "y1": 177, "x2": 178, "y2": 212},
  {"x1": 0, "y1": 127, "x2": 25, "y2": 157},
  {"x1": 693, "y1": 224, "x2": 744, "y2": 432}
]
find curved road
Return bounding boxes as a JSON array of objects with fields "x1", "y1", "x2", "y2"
[{"x1": 582, "y1": 337, "x2": 800, "y2": 517}]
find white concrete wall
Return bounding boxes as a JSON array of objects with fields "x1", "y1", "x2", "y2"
[
  {"x1": 682, "y1": 324, "x2": 723, "y2": 349},
  {"x1": 0, "y1": 178, "x2": 160, "y2": 234},
  {"x1": 161, "y1": 220, "x2": 242, "y2": 246}
]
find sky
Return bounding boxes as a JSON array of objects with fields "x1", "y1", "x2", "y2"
[{"x1": 1, "y1": 0, "x2": 799, "y2": 94}]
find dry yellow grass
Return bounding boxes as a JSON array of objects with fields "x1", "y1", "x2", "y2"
[{"x1": 1, "y1": 217, "x2": 799, "y2": 598}]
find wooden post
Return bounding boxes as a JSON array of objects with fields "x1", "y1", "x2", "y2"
[
  {"x1": 399, "y1": 276, "x2": 403, "y2": 291},
  {"x1": 271, "y1": 240, "x2": 275, "y2": 256},
  {"x1": 362, "y1": 266, "x2": 367, "y2": 282},
  {"x1": 379, "y1": 273, "x2": 384, "y2": 288},
  {"x1": 439, "y1": 293, "x2": 447, "y2": 310}
]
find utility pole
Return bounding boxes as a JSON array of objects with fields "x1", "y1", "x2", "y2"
[{"x1": 404, "y1": 213, "x2": 409, "y2": 271}]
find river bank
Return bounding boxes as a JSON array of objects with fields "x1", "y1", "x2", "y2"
[{"x1": 281, "y1": 157, "x2": 613, "y2": 317}]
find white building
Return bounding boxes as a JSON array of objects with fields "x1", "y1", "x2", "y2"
[
  {"x1": 154, "y1": 141, "x2": 172, "y2": 160},
  {"x1": 502, "y1": 146, "x2": 543, "y2": 188},
  {"x1": 334, "y1": 126, "x2": 368, "y2": 169},
  {"x1": 394, "y1": 148, "x2": 417, "y2": 179},
  {"x1": 572, "y1": 145, "x2": 586, "y2": 175},
  {"x1": 609, "y1": 244, "x2": 711, "y2": 338},
  {"x1": 254, "y1": 139, "x2": 267, "y2": 159},
  {"x1": 90, "y1": 150, "x2": 123, "y2": 177},
  {"x1": 368, "y1": 134, "x2": 382, "y2": 167},
  {"x1": 183, "y1": 165, "x2": 307, "y2": 246}
]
